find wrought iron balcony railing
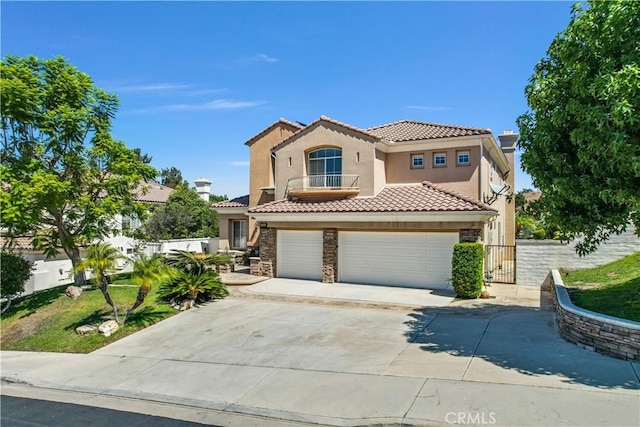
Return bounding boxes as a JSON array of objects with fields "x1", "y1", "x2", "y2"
[{"x1": 286, "y1": 174, "x2": 360, "y2": 199}]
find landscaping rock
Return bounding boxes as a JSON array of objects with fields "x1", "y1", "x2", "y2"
[
  {"x1": 65, "y1": 286, "x2": 83, "y2": 299},
  {"x1": 98, "y1": 320, "x2": 119, "y2": 337},
  {"x1": 75, "y1": 325, "x2": 97, "y2": 335},
  {"x1": 480, "y1": 290, "x2": 491, "y2": 299},
  {"x1": 179, "y1": 299, "x2": 195, "y2": 311}
]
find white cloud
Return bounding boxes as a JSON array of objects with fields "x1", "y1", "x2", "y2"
[
  {"x1": 126, "y1": 99, "x2": 265, "y2": 115},
  {"x1": 257, "y1": 53, "x2": 279, "y2": 63},
  {"x1": 404, "y1": 105, "x2": 453, "y2": 111},
  {"x1": 228, "y1": 161, "x2": 250, "y2": 167},
  {"x1": 114, "y1": 83, "x2": 192, "y2": 92},
  {"x1": 184, "y1": 88, "x2": 228, "y2": 96}
]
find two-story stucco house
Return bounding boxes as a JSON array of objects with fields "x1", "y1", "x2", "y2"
[{"x1": 213, "y1": 116, "x2": 517, "y2": 290}]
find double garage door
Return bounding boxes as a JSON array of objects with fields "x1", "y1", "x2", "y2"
[{"x1": 277, "y1": 230, "x2": 458, "y2": 289}]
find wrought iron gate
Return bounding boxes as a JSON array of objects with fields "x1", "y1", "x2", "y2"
[{"x1": 484, "y1": 245, "x2": 516, "y2": 284}]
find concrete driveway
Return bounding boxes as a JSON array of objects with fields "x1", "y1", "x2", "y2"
[{"x1": 2, "y1": 287, "x2": 639, "y2": 426}]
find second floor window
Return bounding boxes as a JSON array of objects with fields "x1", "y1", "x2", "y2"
[
  {"x1": 457, "y1": 151, "x2": 470, "y2": 165},
  {"x1": 411, "y1": 154, "x2": 424, "y2": 169},
  {"x1": 434, "y1": 152, "x2": 447, "y2": 167},
  {"x1": 308, "y1": 148, "x2": 342, "y2": 187}
]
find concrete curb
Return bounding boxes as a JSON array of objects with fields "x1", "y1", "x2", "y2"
[{"x1": 1, "y1": 374, "x2": 440, "y2": 427}]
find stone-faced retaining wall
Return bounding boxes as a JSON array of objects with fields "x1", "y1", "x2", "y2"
[{"x1": 549, "y1": 270, "x2": 640, "y2": 361}]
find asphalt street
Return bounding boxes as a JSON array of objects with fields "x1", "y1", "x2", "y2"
[{"x1": 1, "y1": 395, "x2": 210, "y2": 427}]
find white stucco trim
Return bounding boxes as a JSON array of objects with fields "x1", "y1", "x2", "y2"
[
  {"x1": 212, "y1": 207, "x2": 248, "y2": 215},
  {"x1": 249, "y1": 211, "x2": 497, "y2": 223}
]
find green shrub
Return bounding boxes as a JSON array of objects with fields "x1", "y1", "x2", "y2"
[
  {"x1": 532, "y1": 228, "x2": 547, "y2": 239},
  {"x1": 451, "y1": 243, "x2": 484, "y2": 299},
  {"x1": 1, "y1": 252, "x2": 32, "y2": 314},
  {"x1": 158, "y1": 270, "x2": 228, "y2": 304}
]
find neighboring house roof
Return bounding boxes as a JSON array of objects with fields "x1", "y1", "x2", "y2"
[
  {"x1": 366, "y1": 120, "x2": 491, "y2": 142},
  {"x1": 134, "y1": 182, "x2": 174, "y2": 204},
  {"x1": 249, "y1": 182, "x2": 496, "y2": 214},
  {"x1": 244, "y1": 118, "x2": 303, "y2": 147},
  {"x1": 271, "y1": 115, "x2": 382, "y2": 152},
  {"x1": 522, "y1": 190, "x2": 541, "y2": 204},
  {"x1": 0, "y1": 235, "x2": 35, "y2": 251},
  {"x1": 211, "y1": 195, "x2": 250, "y2": 208}
]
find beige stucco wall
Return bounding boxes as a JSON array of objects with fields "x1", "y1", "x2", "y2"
[
  {"x1": 480, "y1": 150, "x2": 516, "y2": 247},
  {"x1": 218, "y1": 213, "x2": 248, "y2": 251},
  {"x1": 274, "y1": 123, "x2": 378, "y2": 199},
  {"x1": 502, "y1": 147, "x2": 516, "y2": 246},
  {"x1": 247, "y1": 123, "x2": 298, "y2": 247},
  {"x1": 384, "y1": 145, "x2": 482, "y2": 199}
]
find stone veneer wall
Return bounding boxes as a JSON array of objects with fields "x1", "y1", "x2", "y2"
[
  {"x1": 549, "y1": 270, "x2": 640, "y2": 361},
  {"x1": 459, "y1": 229, "x2": 482, "y2": 243},
  {"x1": 322, "y1": 228, "x2": 338, "y2": 283},
  {"x1": 256, "y1": 227, "x2": 276, "y2": 277},
  {"x1": 517, "y1": 227, "x2": 639, "y2": 286}
]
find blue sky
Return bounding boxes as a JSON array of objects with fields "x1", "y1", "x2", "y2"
[{"x1": 2, "y1": 1, "x2": 573, "y2": 198}]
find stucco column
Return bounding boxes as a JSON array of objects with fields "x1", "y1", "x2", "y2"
[
  {"x1": 322, "y1": 228, "x2": 338, "y2": 283},
  {"x1": 459, "y1": 229, "x2": 482, "y2": 243},
  {"x1": 259, "y1": 227, "x2": 276, "y2": 277}
]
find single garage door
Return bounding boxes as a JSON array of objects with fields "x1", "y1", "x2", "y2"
[
  {"x1": 338, "y1": 231, "x2": 458, "y2": 289},
  {"x1": 277, "y1": 230, "x2": 323, "y2": 280}
]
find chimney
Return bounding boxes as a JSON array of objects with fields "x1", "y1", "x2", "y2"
[
  {"x1": 498, "y1": 130, "x2": 518, "y2": 150},
  {"x1": 194, "y1": 177, "x2": 212, "y2": 202}
]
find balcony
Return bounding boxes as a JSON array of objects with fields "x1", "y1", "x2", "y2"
[{"x1": 286, "y1": 174, "x2": 360, "y2": 200}]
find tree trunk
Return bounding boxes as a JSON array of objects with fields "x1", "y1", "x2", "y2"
[
  {"x1": 64, "y1": 245, "x2": 86, "y2": 286},
  {"x1": 1, "y1": 296, "x2": 13, "y2": 315},
  {"x1": 123, "y1": 287, "x2": 149, "y2": 324},
  {"x1": 97, "y1": 276, "x2": 119, "y2": 324},
  {"x1": 130, "y1": 287, "x2": 149, "y2": 313}
]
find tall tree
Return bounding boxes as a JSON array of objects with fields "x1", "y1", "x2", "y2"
[
  {"x1": 0, "y1": 56, "x2": 157, "y2": 284},
  {"x1": 159, "y1": 166, "x2": 184, "y2": 188},
  {"x1": 143, "y1": 184, "x2": 219, "y2": 241},
  {"x1": 133, "y1": 148, "x2": 153, "y2": 164},
  {"x1": 517, "y1": 1, "x2": 640, "y2": 255}
]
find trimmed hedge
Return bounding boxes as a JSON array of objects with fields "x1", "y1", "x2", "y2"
[{"x1": 451, "y1": 243, "x2": 484, "y2": 299}]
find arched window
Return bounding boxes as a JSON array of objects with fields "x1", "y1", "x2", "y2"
[{"x1": 308, "y1": 148, "x2": 342, "y2": 187}]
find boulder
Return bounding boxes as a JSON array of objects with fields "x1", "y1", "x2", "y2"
[
  {"x1": 98, "y1": 320, "x2": 119, "y2": 337},
  {"x1": 75, "y1": 325, "x2": 97, "y2": 335},
  {"x1": 65, "y1": 285, "x2": 83, "y2": 299}
]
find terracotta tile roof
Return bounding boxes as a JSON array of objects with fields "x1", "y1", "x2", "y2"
[
  {"x1": 134, "y1": 182, "x2": 174, "y2": 204},
  {"x1": 271, "y1": 116, "x2": 381, "y2": 152},
  {"x1": 244, "y1": 118, "x2": 303, "y2": 147},
  {"x1": 366, "y1": 120, "x2": 491, "y2": 142},
  {"x1": 212, "y1": 194, "x2": 249, "y2": 208},
  {"x1": 249, "y1": 182, "x2": 496, "y2": 214},
  {"x1": 0, "y1": 235, "x2": 36, "y2": 251}
]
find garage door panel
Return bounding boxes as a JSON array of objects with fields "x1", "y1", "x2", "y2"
[
  {"x1": 277, "y1": 230, "x2": 323, "y2": 281},
  {"x1": 339, "y1": 231, "x2": 458, "y2": 289}
]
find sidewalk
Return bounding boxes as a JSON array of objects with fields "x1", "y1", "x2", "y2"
[{"x1": 2, "y1": 282, "x2": 639, "y2": 426}]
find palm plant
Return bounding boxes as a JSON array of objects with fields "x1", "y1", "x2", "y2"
[
  {"x1": 158, "y1": 270, "x2": 227, "y2": 303},
  {"x1": 165, "y1": 250, "x2": 210, "y2": 274},
  {"x1": 74, "y1": 242, "x2": 122, "y2": 323},
  {"x1": 122, "y1": 253, "x2": 172, "y2": 323}
]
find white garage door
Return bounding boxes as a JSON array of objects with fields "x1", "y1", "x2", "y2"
[
  {"x1": 338, "y1": 231, "x2": 458, "y2": 289},
  {"x1": 277, "y1": 230, "x2": 323, "y2": 280}
]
